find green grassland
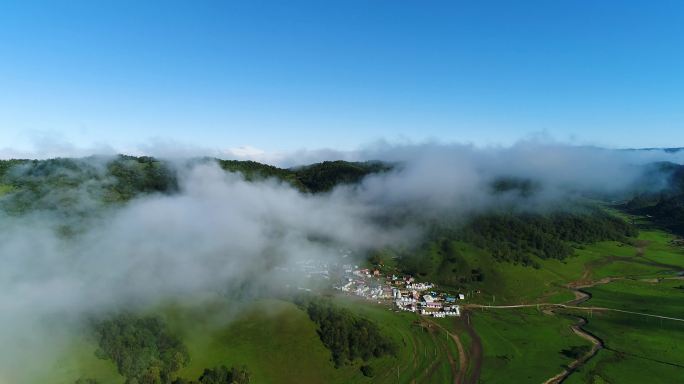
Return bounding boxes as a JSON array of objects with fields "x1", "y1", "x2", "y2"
[
  {"x1": 635, "y1": 229, "x2": 684, "y2": 269},
  {"x1": 469, "y1": 308, "x2": 592, "y2": 384},
  {"x1": 565, "y1": 348, "x2": 683, "y2": 384},
  {"x1": 558, "y1": 229, "x2": 684, "y2": 383},
  {"x1": 43, "y1": 296, "x2": 460, "y2": 384},
  {"x1": 35, "y1": 215, "x2": 684, "y2": 384},
  {"x1": 447, "y1": 223, "x2": 684, "y2": 384},
  {"x1": 431, "y1": 242, "x2": 576, "y2": 304},
  {"x1": 0, "y1": 184, "x2": 14, "y2": 198},
  {"x1": 332, "y1": 296, "x2": 457, "y2": 384},
  {"x1": 167, "y1": 298, "x2": 362, "y2": 384},
  {"x1": 564, "y1": 311, "x2": 684, "y2": 384},
  {"x1": 29, "y1": 334, "x2": 123, "y2": 384},
  {"x1": 582, "y1": 279, "x2": 684, "y2": 318},
  {"x1": 412, "y1": 238, "x2": 668, "y2": 306},
  {"x1": 429, "y1": 224, "x2": 684, "y2": 306}
]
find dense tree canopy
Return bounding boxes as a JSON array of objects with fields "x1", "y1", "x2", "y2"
[
  {"x1": 0, "y1": 157, "x2": 390, "y2": 216},
  {"x1": 626, "y1": 162, "x2": 684, "y2": 235},
  {"x1": 459, "y1": 212, "x2": 637, "y2": 264},
  {"x1": 394, "y1": 210, "x2": 638, "y2": 277},
  {"x1": 172, "y1": 366, "x2": 250, "y2": 384},
  {"x1": 490, "y1": 177, "x2": 540, "y2": 197},
  {"x1": 216, "y1": 159, "x2": 304, "y2": 189},
  {"x1": 296, "y1": 296, "x2": 396, "y2": 367},
  {"x1": 219, "y1": 159, "x2": 392, "y2": 193},
  {"x1": 0, "y1": 156, "x2": 179, "y2": 215},
  {"x1": 292, "y1": 160, "x2": 391, "y2": 193},
  {"x1": 93, "y1": 315, "x2": 190, "y2": 384},
  {"x1": 105, "y1": 155, "x2": 179, "y2": 201}
]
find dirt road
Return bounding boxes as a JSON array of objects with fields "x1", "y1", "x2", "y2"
[
  {"x1": 460, "y1": 313, "x2": 483, "y2": 384},
  {"x1": 423, "y1": 319, "x2": 463, "y2": 384}
]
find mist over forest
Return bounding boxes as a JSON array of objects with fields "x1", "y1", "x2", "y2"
[{"x1": 1, "y1": 141, "x2": 684, "y2": 382}]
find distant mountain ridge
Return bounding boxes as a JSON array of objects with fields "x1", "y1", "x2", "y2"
[
  {"x1": 0, "y1": 156, "x2": 392, "y2": 216},
  {"x1": 625, "y1": 147, "x2": 684, "y2": 153},
  {"x1": 217, "y1": 158, "x2": 391, "y2": 193},
  {"x1": 625, "y1": 160, "x2": 684, "y2": 235}
]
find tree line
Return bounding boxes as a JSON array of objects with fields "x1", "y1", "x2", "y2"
[
  {"x1": 295, "y1": 296, "x2": 397, "y2": 368},
  {"x1": 626, "y1": 161, "x2": 684, "y2": 235},
  {"x1": 0, "y1": 157, "x2": 391, "y2": 216},
  {"x1": 458, "y1": 211, "x2": 637, "y2": 264},
  {"x1": 393, "y1": 210, "x2": 638, "y2": 278},
  {"x1": 89, "y1": 314, "x2": 249, "y2": 384}
]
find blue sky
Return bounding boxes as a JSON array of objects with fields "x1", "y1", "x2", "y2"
[{"x1": 1, "y1": 0, "x2": 683, "y2": 155}]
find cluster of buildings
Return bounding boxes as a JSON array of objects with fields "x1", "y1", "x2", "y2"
[
  {"x1": 335, "y1": 267, "x2": 464, "y2": 318},
  {"x1": 390, "y1": 276, "x2": 462, "y2": 317},
  {"x1": 285, "y1": 255, "x2": 467, "y2": 319}
]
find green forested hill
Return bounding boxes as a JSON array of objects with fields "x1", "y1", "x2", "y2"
[
  {"x1": 383, "y1": 209, "x2": 638, "y2": 285},
  {"x1": 6, "y1": 155, "x2": 683, "y2": 384},
  {"x1": 0, "y1": 156, "x2": 179, "y2": 215},
  {"x1": 217, "y1": 159, "x2": 391, "y2": 192},
  {"x1": 626, "y1": 161, "x2": 684, "y2": 234},
  {"x1": 292, "y1": 160, "x2": 391, "y2": 193},
  {"x1": 217, "y1": 159, "x2": 304, "y2": 189},
  {"x1": 0, "y1": 155, "x2": 642, "y2": 273},
  {"x1": 0, "y1": 156, "x2": 390, "y2": 215}
]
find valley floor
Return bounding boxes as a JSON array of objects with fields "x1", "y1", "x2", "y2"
[{"x1": 40, "y1": 220, "x2": 684, "y2": 384}]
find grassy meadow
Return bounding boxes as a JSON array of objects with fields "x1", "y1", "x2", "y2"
[
  {"x1": 36, "y1": 215, "x2": 684, "y2": 384},
  {"x1": 469, "y1": 308, "x2": 592, "y2": 384},
  {"x1": 563, "y1": 310, "x2": 684, "y2": 384},
  {"x1": 42, "y1": 296, "x2": 461, "y2": 384}
]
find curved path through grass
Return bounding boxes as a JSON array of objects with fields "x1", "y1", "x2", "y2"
[{"x1": 466, "y1": 269, "x2": 684, "y2": 384}]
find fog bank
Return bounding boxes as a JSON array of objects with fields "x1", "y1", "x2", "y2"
[{"x1": 1, "y1": 140, "x2": 683, "y2": 381}]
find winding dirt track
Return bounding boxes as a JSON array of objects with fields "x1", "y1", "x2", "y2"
[
  {"x1": 391, "y1": 239, "x2": 683, "y2": 383},
  {"x1": 460, "y1": 313, "x2": 483, "y2": 384},
  {"x1": 464, "y1": 303, "x2": 684, "y2": 323},
  {"x1": 455, "y1": 237, "x2": 684, "y2": 383},
  {"x1": 541, "y1": 316, "x2": 604, "y2": 384},
  {"x1": 465, "y1": 274, "x2": 684, "y2": 384},
  {"x1": 423, "y1": 319, "x2": 464, "y2": 384},
  {"x1": 424, "y1": 315, "x2": 483, "y2": 384}
]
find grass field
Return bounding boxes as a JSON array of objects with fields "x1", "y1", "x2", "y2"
[
  {"x1": 0, "y1": 184, "x2": 14, "y2": 197},
  {"x1": 561, "y1": 232, "x2": 684, "y2": 384},
  {"x1": 33, "y1": 215, "x2": 684, "y2": 384},
  {"x1": 460, "y1": 222, "x2": 684, "y2": 384},
  {"x1": 30, "y1": 332, "x2": 123, "y2": 384},
  {"x1": 582, "y1": 279, "x2": 684, "y2": 318},
  {"x1": 469, "y1": 308, "x2": 592, "y2": 384},
  {"x1": 565, "y1": 348, "x2": 684, "y2": 384},
  {"x1": 563, "y1": 311, "x2": 684, "y2": 384},
  {"x1": 167, "y1": 298, "x2": 358, "y2": 384},
  {"x1": 429, "y1": 242, "x2": 582, "y2": 305},
  {"x1": 634, "y1": 229, "x2": 684, "y2": 269},
  {"x1": 456, "y1": 225, "x2": 684, "y2": 306},
  {"x1": 40, "y1": 295, "x2": 460, "y2": 384},
  {"x1": 327, "y1": 296, "x2": 458, "y2": 384}
]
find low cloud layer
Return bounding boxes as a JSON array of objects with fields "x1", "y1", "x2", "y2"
[
  {"x1": 343, "y1": 140, "x2": 684, "y2": 217},
  {"x1": 0, "y1": 163, "x2": 413, "y2": 381},
  {"x1": 1, "y1": 139, "x2": 683, "y2": 381}
]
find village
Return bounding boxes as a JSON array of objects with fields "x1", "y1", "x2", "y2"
[
  {"x1": 286, "y1": 254, "x2": 465, "y2": 318},
  {"x1": 334, "y1": 266, "x2": 463, "y2": 318}
]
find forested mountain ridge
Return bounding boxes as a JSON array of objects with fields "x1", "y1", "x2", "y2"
[
  {"x1": 0, "y1": 156, "x2": 179, "y2": 216},
  {"x1": 0, "y1": 155, "x2": 651, "y2": 278},
  {"x1": 0, "y1": 156, "x2": 391, "y2": 215},
  {"x1": 217, "y1": 159, "x2": 391, "y2": 192},
  {"x1": 626, "y1": 161, "x2": 684, "y2": 234}
]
